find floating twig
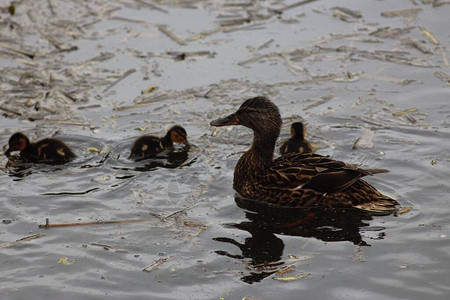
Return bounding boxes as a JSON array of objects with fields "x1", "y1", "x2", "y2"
[
  {"x1": 143, "y1": 257, "x2": 172, "y2": 272},
  {"x1": 135, "y1": 0, "x2": 168, "y2": 13},
  {"x1": 258, "y1": 38, "x2": 274, "y2": 50},
  {"x1": 109, "y1": 16, "x2": 151, "y2": 25},
  {"x1": 103, "y1": 69, "x2": 136, "y2": 92},
  {"x1": 161, "y1": 202, "x2": 203, "y2": 221},
  {"x1": 39, "y1": 218, "x2": 156, "y2": 229},
  {"x1": 359, "y1": 52, "x2": 433, "y2": 68},
  {"x1": 441, "y1": 49, "x2": 449, "y2": 66},
  {"x1": 369, "y1": 26, "x2": 414, "y2": 38},
  {"x1": 36, "y1": 26, "x2": 78, "y2": 53},
  {"x1": 60, "y1": 90, "x2": 80, "y2": 102},
  {"x1": 0, "y1": 234, "x2": 45, "y2": 249},
  {"x1": 434, "y1": 71, "x2": 450, "y2": 86},
  {"x1": 0, "y1": 42, "x2": 35, "y2": 59},
  {"x1": 433, "y1": 1, "x2": 450, "y2": 7},
  {"x1": 186, "y1": 25, "x2": 234, "y2": 41},
  {"x1": 331, "y1": 6, "x2": 362, "y2": 21},
  {"x1": 392, "y1": 108, "x2": 419, "y2": 116},
  {"x1": 37, "y1": 120, "x2": 93, "y2": 127},
  {"x1": 0, "y1": 105, "x2": 22, "y2": 116},
  {"x1": 381, "y1": 8, "x2": 422, "y2": 18},
  {"x1": 223, "y1": 22, "x2": 268, "y2": 33},
  {"x1": 77, "y1": 104, "x2": 101, "y2": 110},
  {"x1": 303, "y1": 95, "x2": 334, "y2": 110},
  {"x1": 419, "y1": 27, "x2": 439, "y2": 45},
  {"x1": 352, "y1": 115, "x2": 390, "y2": 128},
  {"x1": 401, "y1": 38, "x2": 433, "y2": 54},
  {"x1": 158, "y1": 25, "x2": 186, "y2": 45},
  {"x1": 238, "y1": 52, "x2": 283, "y2": 66},
  {"x1": 88, "y1": 243, "x2": 129, "y2": 253},
  {"x1": 270, "y1": 0, "x2": 318, "y2": 14},
  {"x1": 74, "y1": 52, "x2": 115, "y2": 70},
  {"x1": 47, "y1": 0, "x2": 55, "y2": 15}
]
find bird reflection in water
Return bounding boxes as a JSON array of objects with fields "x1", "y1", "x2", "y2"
[
  {"x1": 214, "y1": 195, "x2": 387, "y2": 284},
  {"x1": 5, "y1": 155, "x2": 61, "y2": 180},
  {"x1": 133, "y1": 148, "x2": 191, "y2": 172}
]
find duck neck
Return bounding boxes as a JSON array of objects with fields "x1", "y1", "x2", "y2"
[
  {"x1": 161, "y1": 133, "x2": 173, "y2": 149},
  {"x1": 293, "y1": 132, "x2": 304, "y2": 140},
  {"x1": 21, "y1": 142, "x2": 37, "y2": 161},
  {"x1": 249, "y1": 130, "x2": 277, "y2": 162}
]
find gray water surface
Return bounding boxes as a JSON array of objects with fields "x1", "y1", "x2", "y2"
[{"x1": 1, "y1": 0, "x2": 450, "y2": 299}]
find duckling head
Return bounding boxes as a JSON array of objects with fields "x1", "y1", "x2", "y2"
[
  {"x1": 291, "y1": 122, "x2": 306, "y2": 139},
  {"x1": 4, "y1": 132, "x2": 30, "y2": 157},
  {"x1": 167, "y1": 125, "x2": 189, "y2": 146}
]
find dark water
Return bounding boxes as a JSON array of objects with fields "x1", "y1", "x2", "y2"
[{"x1": 1, "y1": 0, "x2": 450, "y2": 299}]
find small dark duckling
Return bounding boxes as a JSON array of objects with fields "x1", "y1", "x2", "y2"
[
  {"x1": 129, "y1": 125, "x2": 189, "y2": 161},
  {"x1": 4, "y1": 132, "x2": 75, "y2": 164},
  {"x1": 280, "y1": 122, "x2": 313, "y2": 155}
]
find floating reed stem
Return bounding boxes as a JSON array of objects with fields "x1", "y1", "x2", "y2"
[{"x1": 39, "y1": 218, "x2": 155, "y2": 229}]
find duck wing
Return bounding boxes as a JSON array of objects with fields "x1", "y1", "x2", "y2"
[{"x1": 265, "y1": 153, "x2": 388, "y2": 193}]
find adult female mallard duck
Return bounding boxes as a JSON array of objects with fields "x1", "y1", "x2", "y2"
[
  {"x1": 210, "y1": 96, "x2": 399, "y2": 213},
  {"x1": 4, "y1": 132, "x2": 75, "y2": 164},
  {"x1": 129, "y1": 125, "x2": 189, "y2": 161},
  {"x1": 280, "y1": 122, "x2": 313, "y2": 155}
]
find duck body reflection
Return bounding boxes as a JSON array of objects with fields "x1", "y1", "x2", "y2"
[{"x1": 214, "y1": 195, "x2": 381, "y2": 284}]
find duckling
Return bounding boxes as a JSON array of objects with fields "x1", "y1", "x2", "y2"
[
  {"x1": 280, "y1": 122, "x2": 313, "y2": 155},
  {"x1": 4, "y1": 132, "x2": 75, "y2": 164},
  {"x1": 129, "y1": 125, "x2": 189, "y2": 161},
  {"x1": 210, "y1": 96, "x2": 399, "y2": 214}
]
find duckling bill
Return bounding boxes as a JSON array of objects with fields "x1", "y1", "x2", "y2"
[
  {"x1": 129, "y1": 125, "x2": 189, "y2": 161},
  {"x1": 280, "y1": 122, "x2": 313, "y2": 155},
  {"x1": 4, "y1": 132, "x2": 75, "y2": 164},
  {"x1": 210, "y1": 96, "x2": 399, "y2": 214}
]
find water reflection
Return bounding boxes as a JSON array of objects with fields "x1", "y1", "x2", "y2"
[
  {"x1": 5, "y1": 155, "x2": 67, "y2": 180},
  {"x1": 107, "y1": 147, "x2": 192, "y2": 172},
  {"x1": 214, "y1": 195, "x2": 381, "y2": 284},
  {"x1": 132, "y1": 149, "x2": 191, "y2": 171}
]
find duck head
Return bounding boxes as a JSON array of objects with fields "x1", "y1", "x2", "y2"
[
  {"x1": 4, "y1": 132, "x2": 30, "y2": 157},
  {"x1": 210, "y1": 96, "x2": 282, "y2": 139}
]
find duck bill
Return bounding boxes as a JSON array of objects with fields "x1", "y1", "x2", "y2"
[{"x1": 210, "y1": 113, "x2": 239, "y2": 127}]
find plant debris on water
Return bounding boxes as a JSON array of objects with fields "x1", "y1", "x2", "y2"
[{"x1": 1, "y1": 0, "x2": 449, "y2": 298}]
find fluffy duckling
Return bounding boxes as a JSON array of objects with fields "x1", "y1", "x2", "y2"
[
  {"x1": 129, "y1": 125, "x2": 189, "y2": 161},
  {"x1": 280, "y1": 122, "x2": 313, "y2": 155},
  {"x1": 4, "y1": 132, "x2": 75, "y2": 164}
]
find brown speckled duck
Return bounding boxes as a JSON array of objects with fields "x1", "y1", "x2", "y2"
[
  {"x1": 210, "y1": 96, "x2": 399, "y2": 214},
  {"x1": 129, "y1": 125, "x2": 189, "y2": 161},
  {"x1": 4, "y1": 132, "x2": 75, "y2": 164},
  {"x1": 280, "y1": 122, "x2": 313, "y2": 155}
]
